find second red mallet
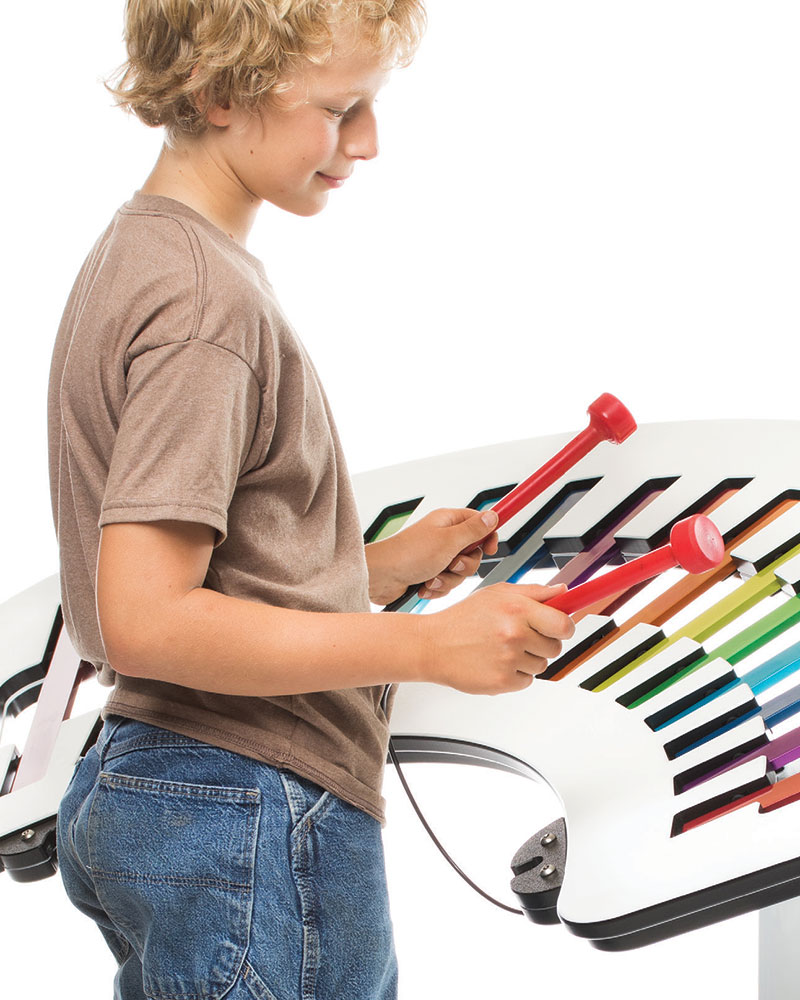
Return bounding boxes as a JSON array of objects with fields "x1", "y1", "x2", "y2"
[{"x1": 544, "y1": 514, "x2": 725, "y2": 615}]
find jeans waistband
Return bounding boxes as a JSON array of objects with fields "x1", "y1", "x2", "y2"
[{"x1": 95, "y1": 715, "x2": 207, "y2": 766}]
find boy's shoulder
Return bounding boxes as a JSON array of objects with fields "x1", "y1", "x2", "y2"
[
  {"x1": 98, "y1": 193, "x2": 281, "y2": 378},
  {"x1": 113, "y1": 192, "x2": 268, "y2": 309}
]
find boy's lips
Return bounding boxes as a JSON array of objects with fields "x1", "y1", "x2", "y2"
[{"x1": 317, "y1": 172, "x2": 349, "y2": 188}]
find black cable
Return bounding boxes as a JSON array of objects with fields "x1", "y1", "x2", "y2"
[{"x1": 388, "y1": 736, "x2": 523, "y2": 916}]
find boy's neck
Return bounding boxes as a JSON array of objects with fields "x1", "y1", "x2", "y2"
[{"x1": 141, "y1": 140, "x2": 260, "y2": 247}]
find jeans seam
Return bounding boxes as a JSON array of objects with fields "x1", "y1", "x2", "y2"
[
  {"x1": 97, "y1": 717, "x2": 126, "y2": 767},
  {"x1": 90, "y1": 869, "x2": 252, "y2": 890},
  {"x1": 240, "y1": 960, "x2": 282, "y2": 1000},
  {"x1": 279, "y1": 772, "x2": 335, "y2": 832},
  {"x1": 291, "y1": 819, "x2": 320, "y2": 1000},
  {"x1": 98, "y1": 770, "x2": 261, "y2": 802},
  {"x1": 279, "y1": 772, "x2": 336, "y2": 1000},
  {"x1": 278, "y1": 770, "x2": 308, "y2": 827}
]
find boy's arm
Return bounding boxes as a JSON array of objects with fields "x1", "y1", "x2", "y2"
[{"x1": 97, "y1": 520, "x2": 573, "y2": 698}]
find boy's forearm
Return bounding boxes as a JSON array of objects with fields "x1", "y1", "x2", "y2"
[{"x1": 109, "y1": 586, "x2": 427, "y2": 695}]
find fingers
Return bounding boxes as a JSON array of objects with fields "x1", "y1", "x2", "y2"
[
  {"x1": 448, "y1": 547, "x2": 483, "y2": 576},
  {"x1": 513, "y1": 643, "x2": 559, "y2": 684},
  {"x1": 481, "y1": 530, "x2": 500, "y2": 557},
  {"x1": 400, "y1": 508, "x2": 499, "y2": 599},
  {"x1": 420, "y1": 542, "x2": 486, "y2": 599},
  {"x1": 422, "y1": 576, "x2": 580, "y2": 695},
  {"x1": 511, "y1": 670, "x2": 535, "y2": 691},
  {"x1": 503, "y1": 583, "x2": 576, "y2": 640},
  {"x1": 419, "y1": 569, "x2": 469, "y2": 599},
  {"x1": 526, "y1": 631, "x2": 564, "y2": 660},
  {"x1": 514, "y1": 582, "x2": 569, "y2": 602},
  {"x1": 522, "y1": 654, "x2": 549, "y2": 677}
]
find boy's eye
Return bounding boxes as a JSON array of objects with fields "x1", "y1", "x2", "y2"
[{"x1": 325, "y1": 107, "x2": 353, "y2": 121}]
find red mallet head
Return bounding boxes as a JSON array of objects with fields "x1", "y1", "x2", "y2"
[
  {"x1": 669, "y1": 514, "x2": 725, "y2": 574},
  {"x1": 587, "y1": 393, "x2": 637, "y2": 445}
]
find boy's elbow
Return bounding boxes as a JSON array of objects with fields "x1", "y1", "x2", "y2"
[
  {"x1": 99, "y1": 612, "x2": 157, "y2": 679},
  {"x1": 97, "y1": 581, "x2": 172, "y2": 679}
]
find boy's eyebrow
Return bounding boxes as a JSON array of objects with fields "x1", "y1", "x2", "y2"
[{"x1": 328, "y1": 90, "x2": 370, "y2": 101}]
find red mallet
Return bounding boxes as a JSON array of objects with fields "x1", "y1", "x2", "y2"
[
  {"x1": 383, "y1": 393, "x2": 636, "y2": 612},
  {"x1": 465, "y1": 393, "x2": 636, "y2": 556},
  {"x1": 490, "y1": 392, "x2": 637, "y2": 529},
  {"x1": 544, "y1": 514, "x2": 725, "y2": 615}
]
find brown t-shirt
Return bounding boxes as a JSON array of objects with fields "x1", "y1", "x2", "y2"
[{"x1": 48, "y1": 193, "x2": 391, "y2": 822}]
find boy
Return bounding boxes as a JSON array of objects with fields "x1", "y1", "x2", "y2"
[{"x1": 50, "y1": 2, "x2": 574, "y2": 998}]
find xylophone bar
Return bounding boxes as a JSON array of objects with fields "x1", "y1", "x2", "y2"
[
  {"x1": 0, "y1": 579, "x2": 101, "y2": 882},
  {"x1": 11, "y1": 631, "x2": 89, "y2": 792},
  {"x1": 615, "y1": 545, "x2": 800, "y2": 708},
  {"x1": 542, "y1": 515, "x2": 800, "y2": 720}
]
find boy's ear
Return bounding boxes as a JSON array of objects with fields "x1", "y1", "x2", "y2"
[
  {"x1": 205, "y1": 102, "x2": 233, "y2": 127},
  {"x1": 189, "y1": 66, "x2": 232, "y2": 127}
]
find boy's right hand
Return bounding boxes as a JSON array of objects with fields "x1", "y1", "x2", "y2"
[{"x1": 419, "y1": 583, "x2": 575, "y2": 695}]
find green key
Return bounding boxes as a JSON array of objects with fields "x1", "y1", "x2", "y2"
[{"x1": 627, "y1": 594, "x2": 800, "y2": 708}]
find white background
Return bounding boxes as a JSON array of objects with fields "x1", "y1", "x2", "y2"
[{"x1": 2, "y1": 1, "x2": 799, "y2": 996}]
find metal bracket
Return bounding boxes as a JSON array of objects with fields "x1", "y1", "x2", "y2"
[{"x1": 510, "y1": 817, "x2": 567, "y2": 925}]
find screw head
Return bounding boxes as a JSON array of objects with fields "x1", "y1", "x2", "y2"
[
  {"x1": 540, "y1": 832, "x2": 557, "y2": 847},
  {"x1": 540, "y1": 863, "x2": 557, "y2": 879},
  {"x1": 20, "y1": 828, "x2": 36, "y2": 842}
]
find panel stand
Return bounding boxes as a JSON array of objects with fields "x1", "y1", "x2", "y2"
[{"x1": 759, "y1": 896, "x2": 800, "y2": 998}]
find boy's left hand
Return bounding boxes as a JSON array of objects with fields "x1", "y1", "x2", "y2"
[{"x1": 365, "y1": 508, "x2": 500, "y2": 606}]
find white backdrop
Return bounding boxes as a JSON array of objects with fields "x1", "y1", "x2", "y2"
[{"x1": 2, "y1": 1, "x2": 799, "y2": 996}]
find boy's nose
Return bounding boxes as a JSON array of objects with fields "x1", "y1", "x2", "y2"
[{"x1": 343, "y1": 109, "x2": 379, "y2": 161}]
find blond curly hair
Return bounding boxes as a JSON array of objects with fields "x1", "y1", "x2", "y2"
[{"x1": 108, "y1": 0, "x2": 426, "y2": 140}]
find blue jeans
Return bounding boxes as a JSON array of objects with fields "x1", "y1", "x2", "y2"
[{"x1": 57, "y1": 717, "x2": 398, "y2": 1000}]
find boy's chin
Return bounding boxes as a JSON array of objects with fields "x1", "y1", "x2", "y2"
[{"x1": 273, "y1": 192, "x2": 330, "y2": 218}]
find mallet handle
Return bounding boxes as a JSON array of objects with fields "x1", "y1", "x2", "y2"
[
  {"x1": 476, "y1": 425, "x2": 603, "y2": 548},
  {"x1": 545, "y1": 546, "x2": 678, "y2": 614}
]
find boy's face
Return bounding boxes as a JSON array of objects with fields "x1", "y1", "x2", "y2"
[{"x1": 212, "y1": 43, "x2": 390, "y2": 217}]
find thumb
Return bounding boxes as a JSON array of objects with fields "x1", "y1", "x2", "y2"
[
  {"x1": 514, "y1": 582, "x2": 569, "y2": 602},
  {"x1": 454, "y1": 508, "x2": 499, "y2": 552}
]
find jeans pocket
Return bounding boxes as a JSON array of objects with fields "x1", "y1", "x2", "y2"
[
  {"x1": 87, "y1": 771, "x2": 261, "y2": 1000},
  {"x1": 279, "y1": 770, "x2": 333, "y2": 834}
]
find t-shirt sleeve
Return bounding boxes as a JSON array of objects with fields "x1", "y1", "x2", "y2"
[{"x1": 100, "y1": 339, "x2": 262, "y2": 544}]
